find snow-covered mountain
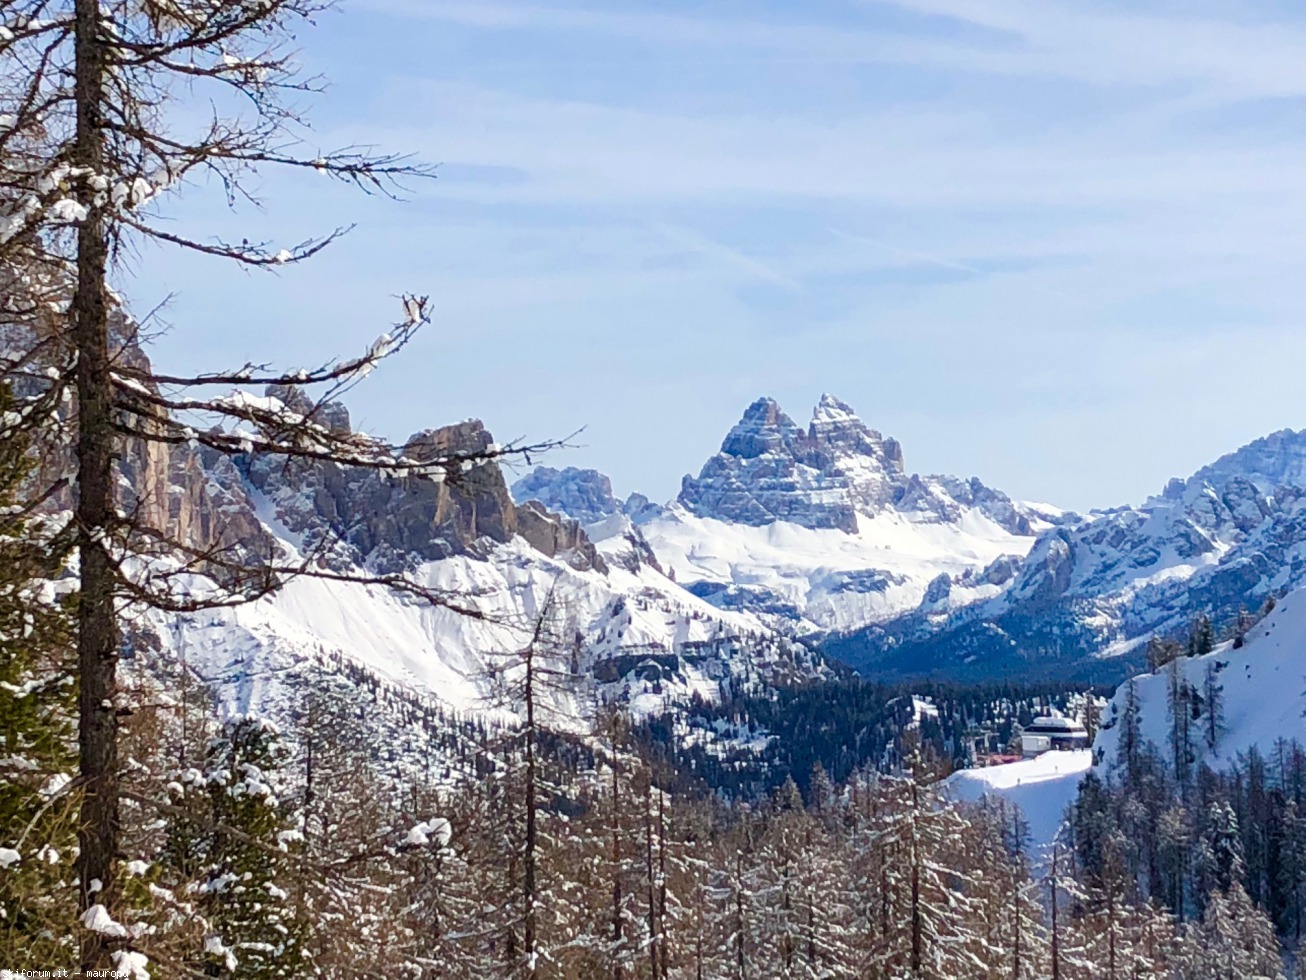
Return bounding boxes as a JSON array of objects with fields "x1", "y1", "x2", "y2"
[
  {"x1": 514, "y1": 409, "x2": 1306, "y2": 686},
  {"x1": 111, "y1": 347, "x2": 1306, "y2": 722},
  {"x1": 120, "y1": 386, "x2": 826, "y2": 735},
  {"x1": 514, "y1": 394, "x2": 1064, "y2": 635},
  {"x1": 828, "y1": 430, "x2": 1306, "y2": 682}
]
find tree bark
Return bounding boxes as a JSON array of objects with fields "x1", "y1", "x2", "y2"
[
  {"x1": 523, "y1": 646, "x2": 537, "y2": 980},
  {"x1": 1050, "y1": 846, "x2": 1061, "y2": 980},
  {"x1": 72, "y1": 0, "x2": 120, "y2": 970}
]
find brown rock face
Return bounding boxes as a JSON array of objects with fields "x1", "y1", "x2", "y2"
[
  {"x1": 516, "y1": 500, "x2": 607, "y2": 571},
  {"x1": 241, "y1": 416, "x2": 606, "y2": 573},
  {"x1": 28, "y1": 312, "x2": 598, "y2": 583}
]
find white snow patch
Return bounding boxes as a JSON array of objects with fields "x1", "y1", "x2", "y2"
[{"x1": 945, "y1": 750, "x2": 1092, "y2": 850}]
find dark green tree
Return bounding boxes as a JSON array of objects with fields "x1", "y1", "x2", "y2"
[
  {"x1": 0, "y1": 384, "x2": 77, "y2": 968},
  {"x1": 166, "y1": 716, "x2": 309, "y2": 978}
]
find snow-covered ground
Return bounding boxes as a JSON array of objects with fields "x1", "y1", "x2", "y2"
[
  {"x1": 947, "y1": 584, "x2": 1306, "y2": 855},
  {"x1": 639, "y1": 504, "x2": 1032, "y2": 631},
  {"x1": 945, "y1": 750, "x2": 1093, "y2": 850},
  {"x1": 1095, "y1": 590, "x2": 1306, "y2": 768},
  {"x1": 148, "y1": 534, "x2": 807, "y2": 733}
]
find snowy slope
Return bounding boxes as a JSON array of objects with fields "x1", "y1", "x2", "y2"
[
  {"x1": 945, "y1": 750, "x2": 1092, "y2": 849},
  {"x1": 956, "y1": 585, "x2": 1306, "y2": 852},
  {"x1": 97, "y1": 377, "x2": 831, "y2": 749},
  {"x1": 149, "y1": 533, "x2": 821, "y2": 733},
  {"x1": 1094, "y1": 590, "x2": 1306, "y2": 769},
  {"x1": 639, "y1": 503, "x2": 1031, "y2": 630}
]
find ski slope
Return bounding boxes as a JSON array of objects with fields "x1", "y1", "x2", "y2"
[{"x1": 945, "y1": 750, "x2": 1092, "y2": 849}]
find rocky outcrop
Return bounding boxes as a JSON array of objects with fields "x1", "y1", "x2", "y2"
[
  {"x1": 677, "y1": 396, "x2": 864, "y2": 531},
  {"x1": 511, "y1": 466, "x2": 666, "y2": 529},
  {"x1": 678, "y1": 394, "x2": 1048, "y2": 535},
  {"x1": 241, "y1": 407, "x2": 606, "y2": 573},
  {"x1": 511, "y1": 466, "x2": 622, "y2": 525},
  {"x1": 516, "y1": 500, "x2": 608, "y2": 570},
  {"x1": 1167, "y1": 428, "x2": 1306, "y2": 500}
]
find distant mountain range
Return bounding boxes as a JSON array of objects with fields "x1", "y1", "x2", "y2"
[
  {"x1": 126, "y1": 386, "x2": 825, "y2": 738},
  {"x1": 101, "y1": 358, "x2": 1306, "y2": 741},
  {"x1": 514, "y1": 395, "x2": 1065, "y2": 633},
  {"x1": 513, "y1": 401, "x2": 1306, "y2": 684}
]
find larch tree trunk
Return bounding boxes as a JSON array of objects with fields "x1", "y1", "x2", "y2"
[{"x1": 72, "y1": 0, "x2": 120, "y2": 969}]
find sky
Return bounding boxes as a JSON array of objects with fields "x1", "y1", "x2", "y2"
[{"x1": 136, "y1": 0, "x2": 1306, "y2": 513}]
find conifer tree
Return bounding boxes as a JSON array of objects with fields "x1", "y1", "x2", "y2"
[
  {"x1": 860, "y1": 765, "x2": 985, "y2": 979},
  {"x1": 0, "y1": 384, "x2": 77, "y2": 969},
  {"x1": 165, "y1": 716, "x2": 308, "y2": 978},
  {"x1": 1189, "y1": 615, "x2": 1216, "y2": 659},
  {"x1": 1169, "y1": 660, "x2": 1194, "y2": 793},
  {"x1": 0, "y1": 6, "x2": 547, "y2": 968},
  {"x1": 1204, "y1": 662, "x2": 1225, "y2": 752},
  {"x1": 1185, "y1": 882, "x2": 1285, "y2": 980},
  {"x1": 1115, "y1": 678, "x2": 1143, "y2": 789}
]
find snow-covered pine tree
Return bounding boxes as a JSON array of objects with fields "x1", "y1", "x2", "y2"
[
  {"x1": 164, "y1": 716, "x2": 309, "y2": 978},
  {"x1": 858, "y1": 762, "x2": 986, "y2": 979},
  {"x1": 1115, "y1": 678, "x2": 1143, "y2": 789},
  {"x1": 655, "y1": 787, "x2": 721, "y2": 980},
  {"x1": 405, "y1": 772, "x2": 520, "y2": 979},
  {"x1": 787, "y1": 809, "x2": 859, "y2": 976},
  {"x1": 1157, "y1": 804, "x2": 1193, "y2": 919},
  {"x1": 1189, "y1": 615, "x2": 1216, "y2": 660},
  {"x1": 287, "y1": 669, "x2": 421, "y2": 977},
  {"x1": 1272, "y1": 797, "x2": 1306, "y2": 945},
  {"x1": 1184, "y1": 881, "x2": 1285, "y2": 980},
  {"x1": 0, "y1": 382, "x2": 78, "y2": 970},
  {"x1": 752, "y1": 778, "x2": 808, "y2": 974},
  {"x1": 968, "y1": 799, "x2": 1048, "y2": 980},
  {"x1": 1169, "y1": 659, "x2": 1195, "y2": 795},
  {"x1": 1204, "y1": 663, "x2": 1225, "y2": 752},
  {"x1": 1196, "y1": 801, "x2": 1245, "y2": 903},
  {"x1": 0, "y1": 6, "x2": 552, "y2": 968},
  {"x1": 479, "y1": 585, "x2": 586, "y2": 978}
]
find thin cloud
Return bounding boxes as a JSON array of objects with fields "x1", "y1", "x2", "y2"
[{"x1": 655, "y1": 223, "x2": 802, "y2": 293}]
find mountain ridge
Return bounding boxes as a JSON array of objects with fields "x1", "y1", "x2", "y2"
[
  {"x1": 514, "y1": 394, "x2": 1064, "y2": 635},
  {"x1": 513, "y1": 398, "x2": 1306, "y2": 684}
]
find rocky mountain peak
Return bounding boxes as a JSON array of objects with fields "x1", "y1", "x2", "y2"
[
  {"x1": 675, "y1": 394, "x2": 1047, "y2": 538},
  {"x1": 806, "y1": 393, "x2": 905, "y2": 476},
  {"x1": 719, "y1": 397, "x2": 801, "y2": 459},
  {"x1": 1164, "y1": 427, "x2": 1306, "y2": 502},
  {"x1": 678, "y1": 395, "x2": 928, "y2": 532},
  {"x1": 404, "y1": 418, "x2": 494, "y2": 460},
  {"x1": 511, "y1": 466, "x2": 621, "y2": 526},
  {"x1": 264, "y1": 383, "x2": 351, "y2": 435}
]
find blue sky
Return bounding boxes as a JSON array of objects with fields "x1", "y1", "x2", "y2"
[{"x1": 138, "y1": 0, "x2": 1306, "y2": 512}]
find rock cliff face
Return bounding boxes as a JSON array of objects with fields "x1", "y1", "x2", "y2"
[
  {"x1": 511, "y1": 466, "x2": 663, "y2": 527},
  {"x1": 230, "y1": 394, "x2": 606, "y2": 574},
  {"x1": 100, "y1": 356, "x2": 608, "y2": 577},
  {"x1": 677, "y1": 394, "x2": 1049, "y2": 535},
  {"x1": 511, "y1": 466, "x2": 622, "y2": 526},
  {"x1": 1167, "y1": 429, "x2": 1306, "y2": 501},
  {"x1": 677, "y1": 395, "x2": 889, "y2": 532}
]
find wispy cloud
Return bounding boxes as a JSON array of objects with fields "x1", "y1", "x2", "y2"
[{"x1": 655, "y1": 222, "x2": 802, "y2": 292}]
